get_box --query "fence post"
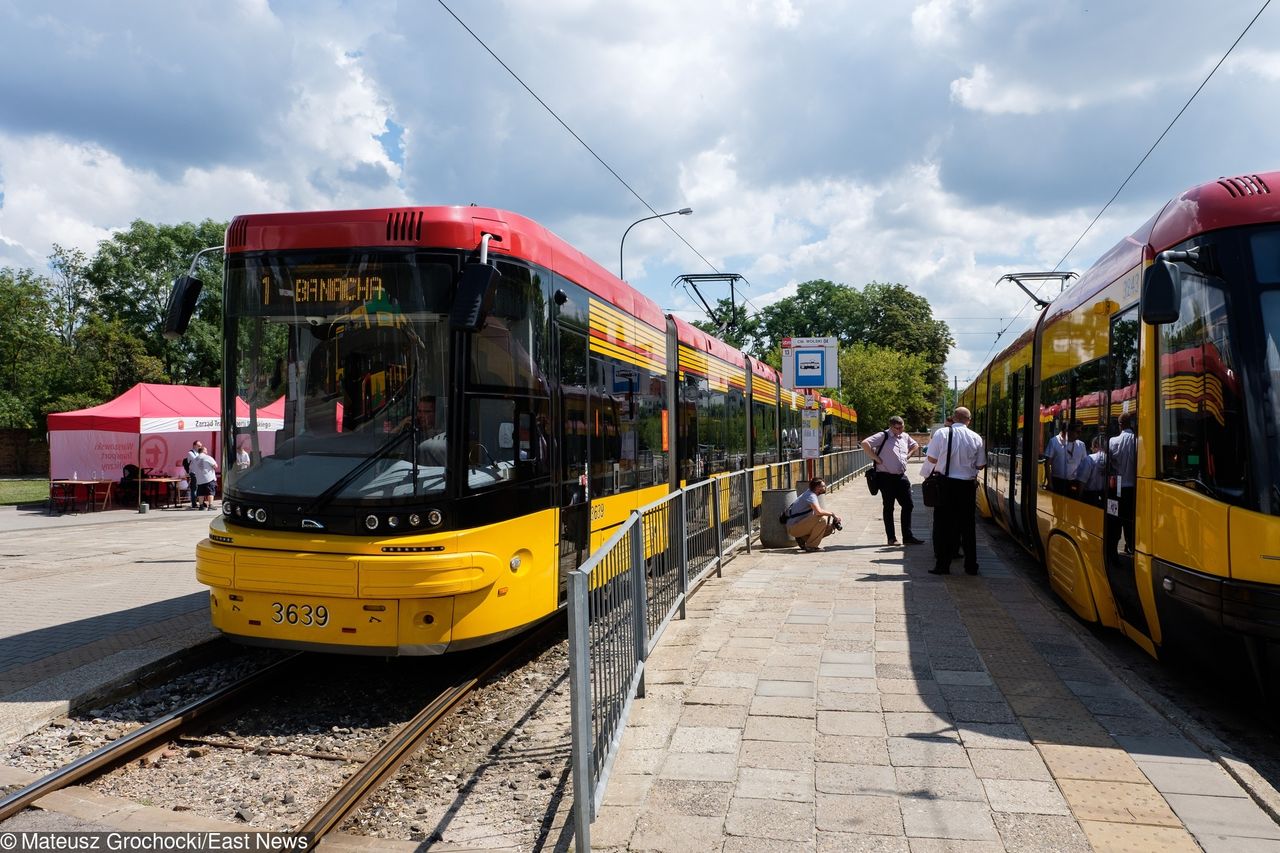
[566,570,593,853]
[742,472,753,554]
[630,513,647,698]
[677,488,689,620]
[712,480,724,578]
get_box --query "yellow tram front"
[200,219,560,654]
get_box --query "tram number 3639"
[271,601,330,627]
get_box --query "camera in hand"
[833,519,843,531]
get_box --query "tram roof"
[670,315,747,368]
[226,206,667,331]
[986,171,1280,370]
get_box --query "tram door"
[556,320,590,601]
[1009,366,1037,547]
[1103,309,1148,634]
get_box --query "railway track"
[0,653,303,822]
[297,615,564,842]
[1,616,565,843]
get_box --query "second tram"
[960,171,1280,677]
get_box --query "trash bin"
[761,488,797,549]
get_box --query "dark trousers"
[188,473,197,507]
[876,471,914,540]
[1106,486,1136,554]
[933,478,978,571]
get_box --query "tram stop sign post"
[801,397,821,460]
[782,336,839,391]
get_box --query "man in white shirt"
[1078,436,1107,505]
[190,443,220,511]
[1044,420,1086,495]
[926,407,987,576]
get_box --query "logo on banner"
[141,436,169,471]
[178,419,185,430]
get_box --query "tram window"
[1157,274,1247,500]
[465,397,517,490]
[633,367,667,487]
[469,262,548,393]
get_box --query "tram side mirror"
[163,274,204,340]
[450,263,499,332]
[1141,258,1181,325]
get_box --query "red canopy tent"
[47,383,282,482]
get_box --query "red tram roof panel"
[228,206,666,331]
[670,315,747,368]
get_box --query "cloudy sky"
[1,0,1277,384]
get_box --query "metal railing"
[567,449,865,850]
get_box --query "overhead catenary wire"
[975,0,1272,370]
[436,0,720,278]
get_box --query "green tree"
[839,342,934,432]
[47,244,91,349]
[86,219,226,385]
[74,316,168,399]
[691,297,758,351]
[0,267,60,428]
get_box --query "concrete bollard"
[760,488,797,549]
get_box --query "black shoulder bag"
[864,430,891,495]
[921,426,953,508]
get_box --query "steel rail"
[295,616,564,842]
[0,653,303,822]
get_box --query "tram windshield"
[224,251,454,505]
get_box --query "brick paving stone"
[884,711,956,738]
[818,710,887,737]
[899,798,999,841]
[739,739,815,771]
[749,696,816,718]
[894,766,986,802]
[698,669,760,689]
[816,734,891,765]
[937,684,1007,704]
[629,812,725,852]
[933,670,993,686]
[1164,792,1280,839]
[947,700,1016,724]
[1077,820,1201,852]
[1019,715,1113,747]
[982,778,1071,815]
[815,763,896,796]
[887,736,971,768]
[815,832,909,853]
[815,792,904,836]
[737,767,815,802]
[723,837,816,853]
[724,797,815,842]
[879,692,949,714]
[967,747,1053,781]
[1057,779,1182,825]
[644,779,733,817]
[817,690,882,712]
[744,714,816,743]
[992,812,1092,852]
[1037,743,1148,783]
[954,722,1033,751]
[658,752,739,782]
[669,725,741,754]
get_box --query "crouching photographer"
[783,477,842,552]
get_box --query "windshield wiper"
[304,425,413,513]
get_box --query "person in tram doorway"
[1108,410,1137,554]
[862,415,923,545]
[184,441,201,509]
[1078,436,1107,506]
[784,477,842,552]
[190,443,220,511]
[1044,419,1086,495]
[927,407,986,575]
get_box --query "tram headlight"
[253,508,267,523]
[223,502,232,516]
[365,514,380,531]
[426,509,443,527]
[387,515,399,529]
[234,505,243,517]
[408,513,422,527]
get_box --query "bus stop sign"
[781,336,839,390]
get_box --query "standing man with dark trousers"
[185,441,201,509]
[862,415,923,545]
[926,407,986,575]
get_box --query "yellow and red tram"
[961,172,1280,675]
[165,206,855,654]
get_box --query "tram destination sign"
[262,265,386,310]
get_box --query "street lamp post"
[619,207,692,280]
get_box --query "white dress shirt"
[927,424,986,481]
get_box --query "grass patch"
[0,478,50,506]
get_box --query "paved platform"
[590,468,1280,853]
[0,504,219,744]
